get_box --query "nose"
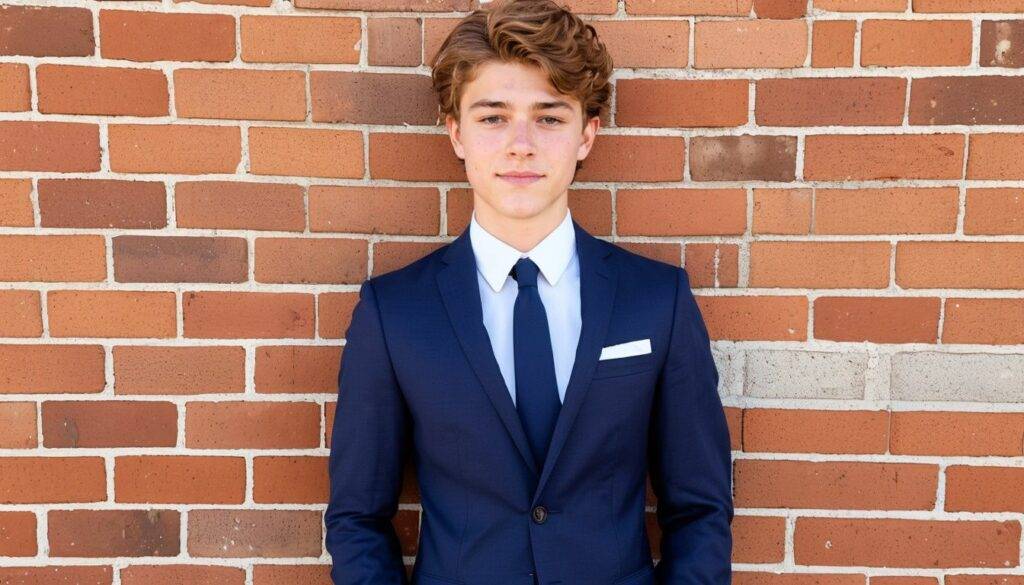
[506,118,536,158]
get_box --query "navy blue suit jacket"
[325,219,734,585]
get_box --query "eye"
[539,116,563,125]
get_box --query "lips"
[498,172,544,185]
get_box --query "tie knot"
[510,257,540,288]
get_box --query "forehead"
[461,61,578,110]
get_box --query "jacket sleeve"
[648,268,734,584]
[325,278,411,585]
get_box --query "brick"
[0,566,112,584]
[43,401,177,448]
[695,20,807,68]
[0,121,100,172]
[616,79,747,127]
[861,20,972,66]
[254,456,328,503]
[684,243,739,288]
[794,517,1020,567]
[0,290,42,337]
[733,515,785,564]
[910,76,1024,125]
[0,402,36,448]
[967,133,1024,180]
[48,290,176,338]
[99,10,234,62]
[735,573,866,585]
[255,345,341,393]
[0,457,105,503]
[805,133,964,180]
[186,401,320,449]
[814,296,940,343]
[113,345,246,395]
[743,408,889,454]
[943,298,1024,345]
[756,77,906,126]
[121,565,246,585]
[965,188,1024,235]
[0,344,105,394]
[242,15,360,64]
[0,235,106,282]
[318,292,359,339]
[755,0,806,17]
[817,0,906,10]
[296,0,459,9]
[183,291,315,339]
[175,69,307,121]
[369,133,468,181]
[0,63,30,111]
[0,511,36,556]
[750,241,891,288]
[617,188,746,235]
[37,64,168,117]
[113,235,247,283]
[981,20,1024,67]
[745,350,869,399]
[914,0,1024,12]
[175,181,305,232]
[188,510,322,557]
[253,565,332,585]
[946,466,1024,512]
[625,0,752,16]
[38,179,167,229]
[0,6,94,57]
[249,127,363,179]
[372,240,446,276]
[109,124,241,175]
[812,20,857,68]
[814,187,958,234]
[690,135,797,182]
[891,411,1024,456]
[254,237,367,284]
[695,295,807,341]
[115,456,245,504]
[368,18,421,66]
[735,459,938,510]
[619,242,680,268]
[49,510,180,557]
[0,178,33,226]
[309,185,440,235]
[588,20,690,69]
[311,71,437,124]
[752,188,812,234]
[896,242,1024,288]
[891,352,1024,402]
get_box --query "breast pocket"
[591,352,656,380]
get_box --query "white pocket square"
[599,338,652,360]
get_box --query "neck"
[472,196,569,253]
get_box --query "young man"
[324,1,734,583]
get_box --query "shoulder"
[361,240,452,300]
[600,237,686,289]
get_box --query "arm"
[325,278,411,585]
[649,268,734,584]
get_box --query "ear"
[446,114,466,160]
[577,115,601,163]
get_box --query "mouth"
[497,173,544,185]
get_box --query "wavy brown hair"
[429,0,614,136]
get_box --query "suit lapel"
[437,225,539,475]
[435,218,618,494]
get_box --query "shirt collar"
[469,207,576,293]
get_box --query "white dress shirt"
[469,208,582,406]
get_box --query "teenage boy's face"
[445,60,600,222]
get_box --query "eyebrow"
[467,99,573,112]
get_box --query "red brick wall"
[1,0,1023,582]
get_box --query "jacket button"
[531,505,548,524]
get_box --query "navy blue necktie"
[510,257,561,469]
